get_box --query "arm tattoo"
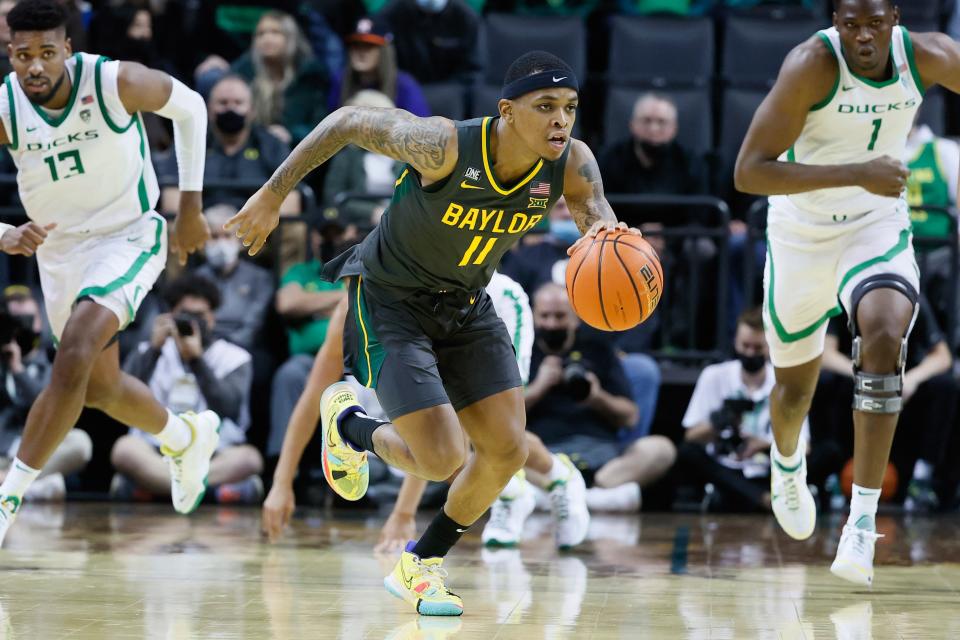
[569,157,617,233]
[268,107,451,198]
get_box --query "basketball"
[565,229,664,331]
[840,459,899,502]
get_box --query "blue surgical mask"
[415,0,448,11]
[550,219,581,246]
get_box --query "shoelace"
[783,475,801,511]
[414,558,450,593]
[844,525,883,557]
[489,500,514,530]
[551,486,570,520]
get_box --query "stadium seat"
[722,15,827,88]
[901,18,940,34]
[917,87,946,137]
[421,83,467,121]
[718,87,766,165]
[480,14,586,86]
[898,0,942,22]
[603,86,713,157]
[607,16,714,88]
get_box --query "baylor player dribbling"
[0,0,220,544]
[736,0,960,586]
[229,51,639,616]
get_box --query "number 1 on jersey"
[867,118,882,151]
[458,235,498,267]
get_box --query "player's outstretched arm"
[735,38,908,198]
[117,62,209,265]
[375,475,428,554]
[912,32,960,95]
[262,299,348,542]
[562,139,639,256]
[227,107,459,256]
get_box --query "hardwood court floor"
[0,503,958,639]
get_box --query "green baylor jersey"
[324,117,569,297]
[907,140,952,239]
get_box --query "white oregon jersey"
[771,26,924,218]
[0,52,159,236]
[486,271,534,384]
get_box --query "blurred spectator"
[195,205,275,353]
[821,300,956,513]
[267,224,346,460]
[0,286,91,502]
[0,0,16,77]
[906,122,958,243]
[191,1,302,76]
[500,196,577,296]
[54,0,86,52]
[327,17,430,116]
[677,307,809,512]
[525,283,674,512]
[598,92,705,197]
[378,0,480,84]
[322,90,401,227]
[158,75,299,215]
[229,10,329,146]
[112,274,263,504]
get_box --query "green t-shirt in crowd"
[280,260,344,356]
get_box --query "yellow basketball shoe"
[384,543,464,616]
[319,382,369,501]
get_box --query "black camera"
[709,397,757,457]
[173,312,207,337]
[0,307,37,356]
[563,361,592,403]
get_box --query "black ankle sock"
[412,509,469,559]
[338,408,385,453]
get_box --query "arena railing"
[744,198,960,349]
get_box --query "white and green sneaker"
[549,454,590,550]
[770,440,816,540]
[0,494,20,547]
[831,516,883,587]
[163,410,221,514]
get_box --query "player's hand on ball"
[0,222,55,256]
[262,482,296,543]
[375,511,416,554]
[225,187,282,257]
[172,192,210,266]
[856,155,910,198]
[567,220,641,256]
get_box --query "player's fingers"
[21,228,44,246]
[223,211,245,232]
[250,233,268,256]
[26,222,50,238]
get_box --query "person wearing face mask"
[525,283,675,514]
[677,307,811,513]
[195,204,275,353]
[378,0,481,85]
[158,75,297,217]
[113,274,263,505]
[597,92,705,197]
[0,285,91,502]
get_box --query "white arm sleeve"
[154,77,207,192]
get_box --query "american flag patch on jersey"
[81,95,93,104]
[529,181,550,195]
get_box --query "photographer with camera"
[678,307,810,512]
[526,283,675,512]
[0,286,91,501]
[111,274,263,504]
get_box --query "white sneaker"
[163,411,221,514]
[585,482,641,513]
[831,518,883,587]
[0,495,20,547]
[770,444,816,540]
[482,476,535,547]
[549,454,590,549]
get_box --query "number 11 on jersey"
[458,235,498,267]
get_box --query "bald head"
[629,93,677,146]
[533,283,578,330]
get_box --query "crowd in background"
[0,0,959,519]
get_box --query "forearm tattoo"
[569,157,617,233]
[268,107,451,198]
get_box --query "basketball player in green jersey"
[0,0,219,545]
[229,51,638,615]
[736,0,960,586]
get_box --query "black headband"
[501,70,579,100]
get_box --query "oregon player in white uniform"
[736,0,960,586]
[0,0,219,544]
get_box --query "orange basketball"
[840,458,898,502]
[565,229,664,331]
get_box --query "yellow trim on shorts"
[356,276,374,387]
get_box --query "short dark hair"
[503,51,574,87]
[737,307,764,333]
[6,0,69,35]
[833,0,894,11]
[164,274,221,311]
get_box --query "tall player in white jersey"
[736,0,960,586]
[0,0,221,544]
